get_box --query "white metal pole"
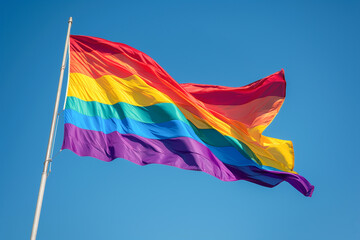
[30,17,73,240]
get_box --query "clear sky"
[1,0,359,239]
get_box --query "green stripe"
[66,96,262,165]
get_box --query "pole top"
[68,17,73,23]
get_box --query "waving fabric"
[62,35,314,197]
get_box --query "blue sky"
[1,0,359,239]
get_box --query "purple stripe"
[62,124,314,196]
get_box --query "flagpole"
[30,17,73,240]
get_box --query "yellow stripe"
[68,72,173,106]
[68,72,295,173]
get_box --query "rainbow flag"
[62,35,314,197]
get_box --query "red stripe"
[181,70,285,105]
[199,96,285,128]
[71,35,172,82]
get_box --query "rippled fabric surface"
[62,35,314,197]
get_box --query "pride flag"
[62,35,314,197]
